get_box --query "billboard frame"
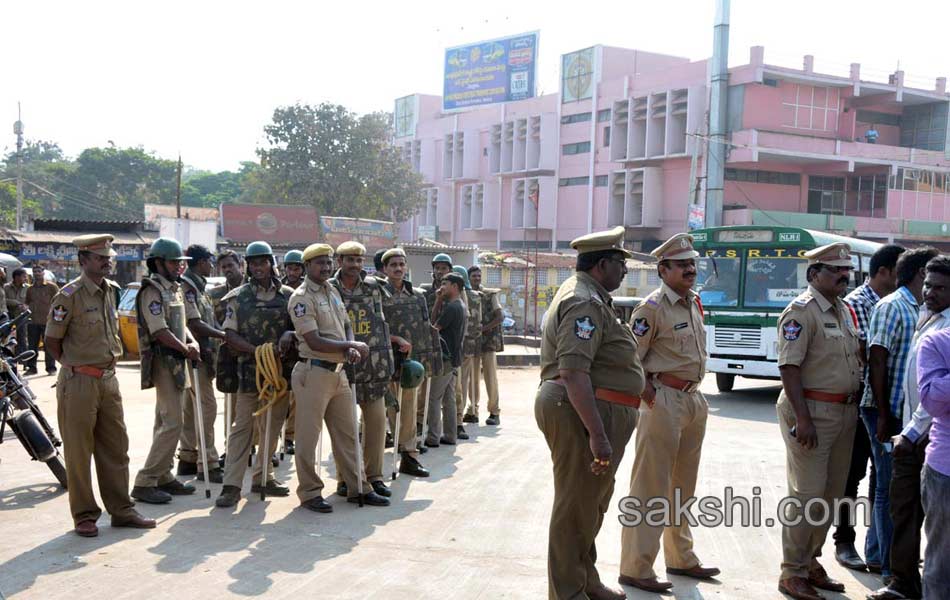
[442,30,540,113]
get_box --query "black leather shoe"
[417,442,429,453]
[270,454,279,467]
[834,542,866,571]
[399,456,430,477]
[371,480,392,497]
[218,454,227,469]
[462,414,478,423]
[348,491,390,506]
[177,460,198,476]
[301,496,333,513]
[439,437,457,446]
[215,485,241,507]
[385,431,394,448]
[424,439,440,448]
[158,479,196,495]
[284,439,295,455]
[457,425,469,440]
[486,414,500,426]
[251,480,290,497]
[197,467,224,483]
[131,486,172,504]
[24,368,38,376]
[337,481,348,497]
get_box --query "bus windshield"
[743,249,808,308]
[696,253,741,307]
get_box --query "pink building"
[394,45,950,252]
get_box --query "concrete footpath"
[0,367,884,599]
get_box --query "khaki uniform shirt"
[5,283,29,316]
[288,277,350,362]
[44,273,122,368]
[26,281,60,326]
[777,285,862,395]
[540,272,645,397]
[138,274,182,335]
[629,281,707,382]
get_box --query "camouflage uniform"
[459,288,483,423]
[477,286,504,417]
[179,268,220,470]
[279,276,302,443]
[330,271,394,483]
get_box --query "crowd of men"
[0,263,63,376]
[45,235,504,533]
[538,228,948,600]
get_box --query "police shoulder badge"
[148,300,163,316]
[574,316,596,340]
[783,319,803,341]
[632,317,650,337]
[185,290,196,304]
[293,302,306,317]
[52,304,68,322]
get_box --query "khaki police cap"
[302,243,333,262]
[651,233,700,262]
[804,242,852,267]
[381,247,406,264]
[73,233,117,257]
[336,241,367,256]
[570,226,632,258]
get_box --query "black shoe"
[251,479,290,497]
[284,439,295,455]
[457,425,469,440]
[371,480,392,497]
[424,439,440,448]
[462,414,478,423]
[416,442,428,454]
[197,467,224,483]
[439,437,457,446]
[24,368,38,376]
[834,542,866,571]
[385,431,394,448]
[158,479,196,495]
[301,496,333,513]
[271,454,279,467]
[215,485,241,507]
[131,485,173,504]
[218,454,227,469]
[337,481,348,497]
[46,367,57,375]
[348,491,390,507]
[486,414,500,426]
[177,460,198,476]
[399,456,430,477]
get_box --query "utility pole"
[175,154,182,218]
[705,0,730,227]
[13,102,24,231]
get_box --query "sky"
[4,0,949,173]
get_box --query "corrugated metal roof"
[32,218,144,231]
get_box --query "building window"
[394,95,416,138]
[625,270,638,288]
[725,168,800,186]
[594,174,608,187]
[557,267,573,284]
[846,174,887,218]
[562,141,591,155]
[536,269,548,286]
[807,176,846,215]
[560,112,592,124]
[597,108,611,122]
[900,103,949,152]
[603,126,610,147]
[646,271,660,287]
[856,110,902,128]
[781,84,840,132]
[509,269,526,287]
[485,268,502,286]
[559,176,590,186]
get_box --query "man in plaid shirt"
[838,245,904,572]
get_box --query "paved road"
[0,367,882,599]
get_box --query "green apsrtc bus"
[690,226,882,392]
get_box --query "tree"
[181,169,242,208]
[255,103,425,226]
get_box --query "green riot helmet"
[245,241,274,261]
[432,253,453,267]
[400,359,425,389]
[283,249,304,265]
[148,237,190,261]
[452,265,471,290]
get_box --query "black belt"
[154,346,186,359]
[301,358,342,371]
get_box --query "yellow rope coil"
[252,342,288,417]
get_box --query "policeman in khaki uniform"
[775,243,862,600]
[619,233,720,594]
[288,243,388,512]
[132,238,201,505]
[46,235,155,537]
[537,227,644,600]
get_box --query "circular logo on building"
[257,212,278,235]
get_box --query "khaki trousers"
[134,362,187,487]
[221,390,289,488]
[358,395,387,483]
[387,383,419,459]
[284,393,296,441]
[535,381,638,599]
[291,363,370,503]
[776,393,857,579]
[179,365,219,468]
[460,354,481,420]
[57,368,135,525]
[481,350,500,415]
[619,383,708,579]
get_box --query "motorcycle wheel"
[47,456,68,489]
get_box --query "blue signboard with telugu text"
[18,243,143,262]
[443,31,539,111]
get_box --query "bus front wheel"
[716,373,735,392]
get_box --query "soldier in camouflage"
[280,249,305,455]
[453,265,479,441]
[215,241,297,508]
[208,249,244,445]
[469,265,504,426]
[132,238,202,505]
[330,241,398,499]
[177,244,227,483]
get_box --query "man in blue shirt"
[863,246,938,581]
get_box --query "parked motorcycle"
[0,310,67,488]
